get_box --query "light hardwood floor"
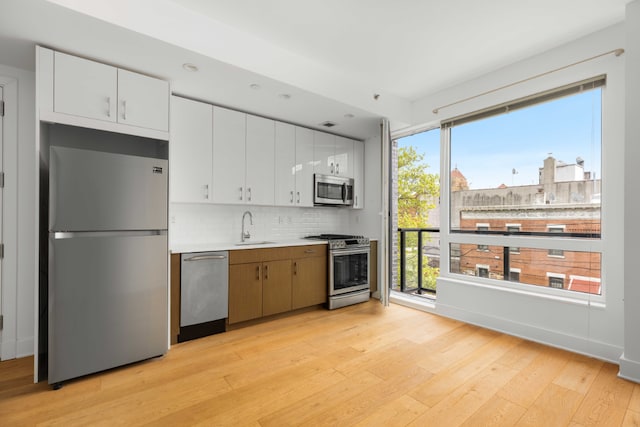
[1,300,639,426]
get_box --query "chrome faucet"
[241,210,253,242]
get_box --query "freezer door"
[48,232,168,384]
[49,146,168,231]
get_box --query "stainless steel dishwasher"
[179,251,229,342]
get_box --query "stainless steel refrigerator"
[48,146,168,386]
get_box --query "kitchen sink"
[234,241,275,246]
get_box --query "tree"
[397,146,440,291]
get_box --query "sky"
[397,88,602,190]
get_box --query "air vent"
[320,121,337,128]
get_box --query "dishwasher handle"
[184,254,227,262]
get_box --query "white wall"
[409,24,626,363]
[621,0,640,381]
[0,63,35,359]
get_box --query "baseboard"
[436,302,623,364]
[17,337,34,358]
[619,354,640,383]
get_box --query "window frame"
[440,76,605,303]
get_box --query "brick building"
[451,156,601,294]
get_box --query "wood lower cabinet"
[228,244,327,325]
[262,259,292,317]
[229,262,263,324]
[292,251,327,310]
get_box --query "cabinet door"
[169,96,213,203]
[352,139,365,209]
[274,122,296,206]
[228,263,263,324]
[295,127,315,207]
[292,256,327,309]
[212,106,246,204]
[262,260,292,316]
[54,51,117,122]
[246,115,275,205]
[314,131,335,175]
[117,69,169,131]
[334,136,354,178]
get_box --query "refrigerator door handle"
[53,230,167,239]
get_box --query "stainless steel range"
[306,234,370,310]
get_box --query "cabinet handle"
[304,249,315,254]
[290,191,294,204]
[330,162,334,174]
[294,262,297,275]
[106,97,111,117]
[256,265,261,280]
[247,187,252,202]
[296,191,300,204]
[240,187,244,201]
[122,99,127,120]
[264,264,269,280]
[204,184,209,200]
[336,163,340,175]
[355,195,358,206]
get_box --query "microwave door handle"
[342,183,347,202]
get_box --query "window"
[477,265,489,278]
[447,76,603,296]
[549,276,565,289]
[507,224,520,253]
[476,224,489,251]
[548,225,565,257]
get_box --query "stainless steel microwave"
[314,174,354,206]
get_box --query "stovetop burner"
[305,234,370,249]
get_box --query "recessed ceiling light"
[320,121,337,128]
[249,83,261,90]
[278,93,292,100]
[182,63,198,72]
[344,113,355,119]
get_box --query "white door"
[54,51,117,122]
[314,131,335,175]
[245,115,275,205]
[117,69,169,132]
[212,106,246,204]
[0,86,3,355]
[274,122,296,206]
[169,96,213,203]
[295,126,315,207]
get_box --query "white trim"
[546,272,567,279]
[510,267,521,273]
[0,75,18,361]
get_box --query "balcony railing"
[397,228,440,296]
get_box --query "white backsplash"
[169,203,351,248]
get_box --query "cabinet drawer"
[229,247,293,265]
[290,244,327,259]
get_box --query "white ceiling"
[0,0,631,139]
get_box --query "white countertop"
[170,238,327,254]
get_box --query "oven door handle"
[331,247,370,256]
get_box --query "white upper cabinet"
[212,106,246,204]
[274,122,296,206]
[169,96,213,203]
[334,136,354,178]
[313,131,354,178]
[54,51,117,122]
[294,127,315,207]
[313,131,336,176]
[117,69,169,132]
[245,115,275,206]
[352,140,365,209]
[44,48,169,138]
